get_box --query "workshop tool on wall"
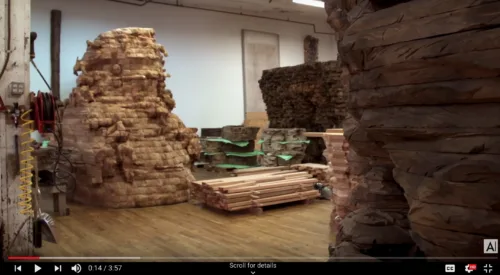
[11,102,22,128]
[33,186,56,248]
[30,32,37,60]
[30,32,52,91]
[33,91,56,133]
[14,134,20,173]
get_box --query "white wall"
[31,0,337,129]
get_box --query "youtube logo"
[466,264,477,273]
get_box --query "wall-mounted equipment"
[9,82,25,96]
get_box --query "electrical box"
[9,82,25,96]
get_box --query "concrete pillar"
[0,0,33,257]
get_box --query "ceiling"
[116,0,327,22]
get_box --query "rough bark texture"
[200,128,222,138]
[304,35,319,63]
[325,0,500,259]
[200,126,260,168]
[259,61,346,163]
[260,128,308,166]
[63,28,201,208]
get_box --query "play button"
[34,264,41,273]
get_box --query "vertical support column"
[50,9,61,99]
[0,0,33,257]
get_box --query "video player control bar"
[5,262,498,274]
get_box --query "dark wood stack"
[259,61,346,163]
[260,128,308,166]
[221,126,260,167]
[325,0,500,260]
[199,128,223,164]
[200,127,260,168]
[201,128,222,138]
[304,35,319,63]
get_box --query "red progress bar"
[8,256,40,260]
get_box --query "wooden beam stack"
[191,166,320,211]
[291,163,331,182]
[322,129,350,230]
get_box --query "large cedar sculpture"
[63,28,201,208]
[259,61,346,163]
[325,0,500,259]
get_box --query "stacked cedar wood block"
[191,166,321,212]
[304,35,319,63]
[259,61,346,163]
[201,126,261,169]
[62,28,201,208]
[291,163,330,184]
[243,112,269,150]
[199,128,222,165]
[260,128,309,167]
[321,129,349,230]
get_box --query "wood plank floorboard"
[36,171,332,262]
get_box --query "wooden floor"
[36,170,333,262]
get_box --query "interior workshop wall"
[30,0,337,129]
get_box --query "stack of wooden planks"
[191,166,320,212]
[291,163,330,182]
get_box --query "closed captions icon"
[71,264,82,273]
[445,264,456,273]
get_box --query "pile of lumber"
[291,163,331,182]
[259,61,346,163]
[191,166,320,211]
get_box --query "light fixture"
[292,0,325,8]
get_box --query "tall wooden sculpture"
[325,0,500,259]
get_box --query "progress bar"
[7,256,499,260]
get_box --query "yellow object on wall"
[19,110,35,216]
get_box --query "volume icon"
[71,264,82,273]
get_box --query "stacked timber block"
[62,28,201,208]
[321,129,350,230]
[291,163,330,183]
[243,112,269,150]
[191,166,320,213]
[221,126,260,168]
[259,61,346,163]
[260,128,309,167]
[199,128,222,164]
[201,126,262,169]
[304,35,319,63]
